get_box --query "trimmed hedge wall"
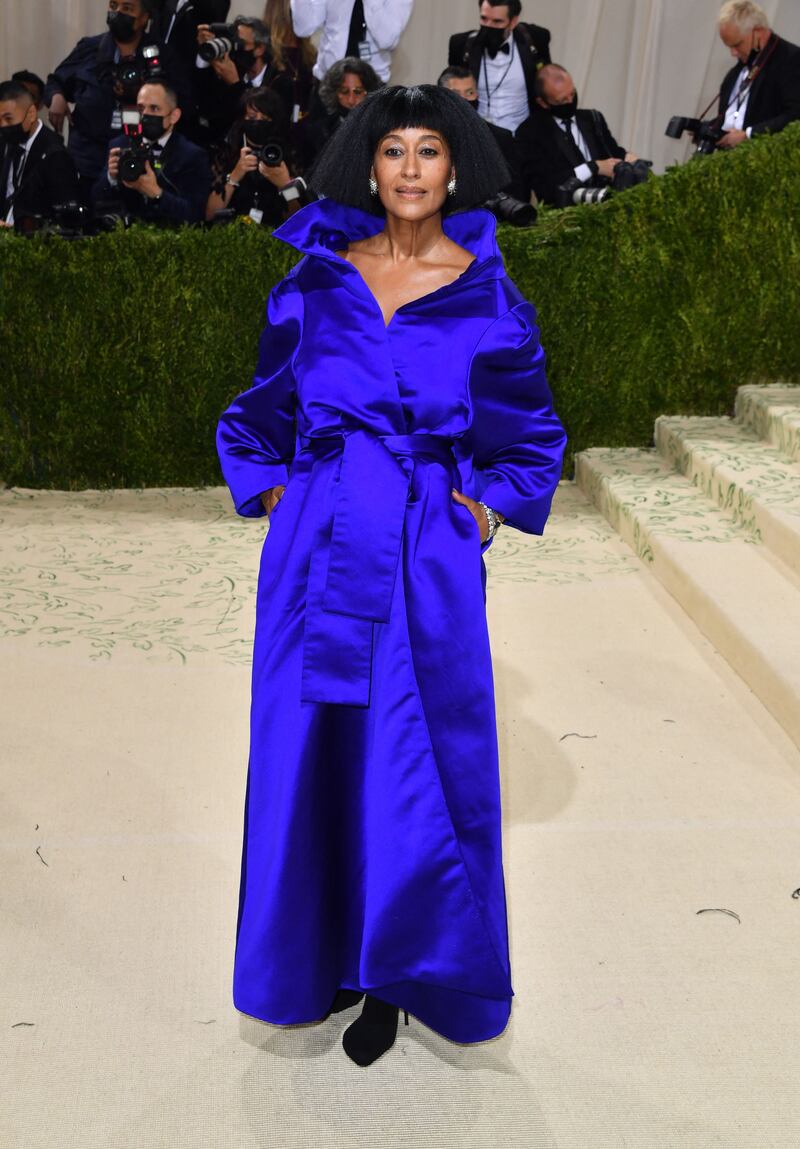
[2,123,800,489]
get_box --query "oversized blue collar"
[271,196,504,272]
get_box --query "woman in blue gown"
[216,84,567,1067]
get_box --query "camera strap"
[732,32,779,109]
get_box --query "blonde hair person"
[717,1,770,33]
[263,0,317,74]
[715,0,800,150]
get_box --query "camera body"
[198,23,244,63]
[117,110,157,183]
[665,115,725,155]
[111,44,164,104]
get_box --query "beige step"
[655,415,800,574]
[735,383,800,463]
[575,447,800,748]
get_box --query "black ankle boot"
[342,994,409,1067]
[329,989,364,1014]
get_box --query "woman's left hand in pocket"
[451,488,488,542]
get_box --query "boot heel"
[403,1010,409,1026]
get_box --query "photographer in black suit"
[44,0,192,189]
[448,1,551,134]
[0,81,80,230]
[92,80,210,224]
[151,0,231,72]
[715,0,800,150]
[515,64,638,206]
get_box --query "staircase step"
[575,448,800,748]
[735,384,800,463]
[655,415,800,574]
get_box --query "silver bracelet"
[479,502,501,540]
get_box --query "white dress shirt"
[290,0,414,82]
[722,64,754,136]
[4,119,43,226]
[555,117,595,182]
[477,36,529,133]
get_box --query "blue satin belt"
[295,428,457,706]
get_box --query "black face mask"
[468,97,479,112]
[232,48,257,74]
[243,119,276,145]
[547,94,578,120]
[141,113,168,141]
[107,10,138,43]
[0,122,29,148]
[476,26,508,57]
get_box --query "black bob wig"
[307,84,512,216]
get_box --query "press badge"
[249,208,264,224]
[110,107,123,130]
[357,38,372,60]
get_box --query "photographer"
[438,66,534,221]
[0,81,80,230]
[515,64,639,207]
[448,1,551,132]
[206,87,309,224]
[44,0,193,189]
[715,1,800,150]
[92,80,210,225]
[194,16,274,145]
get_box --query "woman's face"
[337,72,367,111]
[371,126,454,220]
[244,107,271,122]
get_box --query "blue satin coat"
[216,197,566,1043]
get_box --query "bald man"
[514,64,636,207]
[716,0,800,149]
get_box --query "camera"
[111,44,164,104]
[610,158,652,191]
[14,201,91,239]
[198,23,243,62]
[118,110,156,182]
[483,191,537,228]
[556,176,612,208]
[665,115,725,155]
[555,157,651,209]
[243,125,285,167]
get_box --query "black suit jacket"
[0,124,80,224]
[515,107,625,206]
[448,22,551,118]
[91,130,211,224]
[718,34,800,137]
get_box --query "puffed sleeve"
[216,275,303,518]
[459,300,566,536]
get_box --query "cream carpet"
[3,481,800,1149]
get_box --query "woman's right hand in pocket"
[261,485,286,518]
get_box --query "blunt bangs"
[307,84,511,216]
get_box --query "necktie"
[346,0,367,58]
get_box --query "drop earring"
[447,176,457,196]
[369,176,378,195]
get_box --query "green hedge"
[2,123,800,489]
